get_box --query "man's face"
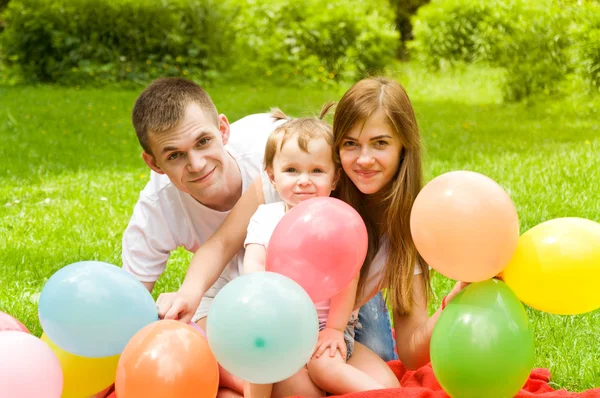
[142,103,233,206]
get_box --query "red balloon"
[0,311,30,333]
[266,197,368,302]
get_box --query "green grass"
[1,63,599,392]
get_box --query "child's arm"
[157,177,265,322]
[313,273,360,360]
[243,244,267,274]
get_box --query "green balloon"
[431,279,535,398]
[206,272,319,384]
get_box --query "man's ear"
[142,151,165,175]
[218,114,231,145]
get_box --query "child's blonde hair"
[264,103,336,171]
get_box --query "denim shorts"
[354,291,398,362]
[318,312,360,360]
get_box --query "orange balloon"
[410,171,519,282]
[115,320,219,398]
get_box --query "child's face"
[269,136,339,209]
[339,108,402,195]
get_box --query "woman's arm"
[159,177,266,322]
[393,276,467,370]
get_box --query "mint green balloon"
[206,272,318,384]
[431,279,534,398]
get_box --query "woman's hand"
[442,281,470,309]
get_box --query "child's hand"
[313,327,346,360]
[156,290,201,323]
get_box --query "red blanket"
[290,361,600,398]
[105,361,600,397]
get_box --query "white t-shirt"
[122,113,283,284]
[358,237,423,307]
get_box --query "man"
[122,77,290,396]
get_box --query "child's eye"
[284,168,297,173]
[313,169,324,173]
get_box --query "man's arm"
[142,281,155,292]
[122,191,174,295]
[161,176,266,322]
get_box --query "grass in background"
[1,63,599,391]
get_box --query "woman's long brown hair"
[332,77,430,315]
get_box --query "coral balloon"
[41,333,119,398]
[410,171,519,282]
[116,320,218,398]
[266,197,367,302]
[431,280,534,398]
[0,331,63,398]
[0,311,30,333]
[502,217,600,315]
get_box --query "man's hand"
[312,327,346,360]
[155,290,202,324]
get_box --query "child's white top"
[244,202,332,323]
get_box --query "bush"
[410,0,572,100]
[1,0,398,85]
[0,0,237,84]
[570,2,600,90]
[223,0,399,85]
[409,0,510,68]
[496,0,571,101]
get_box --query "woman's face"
[339,108,402,195]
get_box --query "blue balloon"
[38,261,158,357]
[207,272,319,384]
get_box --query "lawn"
[1,63,599,391]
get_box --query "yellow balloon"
[502,217,600,315]
[41,333,119,398]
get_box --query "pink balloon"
[266,197,368,302]
[0,331,63,397]
[0,311,30,333]
[410,171,519,282]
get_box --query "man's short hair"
[132,77,219,156]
